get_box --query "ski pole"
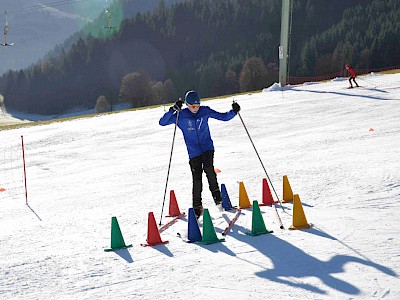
[236,107,285,229]
[271,201,284,229]
[236,104,285,212]
[159,109,180,226]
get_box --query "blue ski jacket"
[159,106,237,159]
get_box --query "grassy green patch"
[378,69,400,75]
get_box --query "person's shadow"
[230,224,397,295]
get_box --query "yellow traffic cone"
[289,194,311,230]
[282,175,294,203]
[239,181,252,209]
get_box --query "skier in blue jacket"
[159,90,241,218]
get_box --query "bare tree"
[0,94,7,116]
[162,79,177,103]
[239,56,268,92]
[95,95,111,113]
[119,70,152,108]
[149,81,164,106]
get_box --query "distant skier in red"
[345,64,359,88]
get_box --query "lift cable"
[1,0,94,15]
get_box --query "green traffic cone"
[199,209,225,244]
[246,201,273,236]
[104,216,133,252]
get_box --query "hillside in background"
[44,0,184,61]
[0,0,182,76]
[0,0,106,75]
[1,0,399,115]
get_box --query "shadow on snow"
[227,222,396,296]
[291,87,394,101]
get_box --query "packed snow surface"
[1,73,399,299]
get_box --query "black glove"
[232,102,240,113]
[172,99,184,111]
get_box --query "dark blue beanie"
[185,90,200,105]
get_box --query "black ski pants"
[189,150,219,209]
[349,76,359,87]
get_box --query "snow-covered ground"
[1,73,399,299]
[1,102,132,124]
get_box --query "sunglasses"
[187,104,200,109]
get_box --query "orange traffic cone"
[260,178,276,206]
[239,181,252,209]
[289,194,311,230]
[282,175,294,203]
[167,190,183,217]
[141,212,169,246]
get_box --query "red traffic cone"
[167,190,183,217]
[260,178,276,206]
[141,212,169,247]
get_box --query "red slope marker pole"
[21,135,28,204]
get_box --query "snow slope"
[1,73,399,299]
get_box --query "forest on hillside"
[295,0,400,76]
[0,0,399,115]
[44,0,184,61]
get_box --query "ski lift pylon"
[102,9,118,30]
[1,11,14,46]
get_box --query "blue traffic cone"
[187,208,202,242]
[221,184,235,211]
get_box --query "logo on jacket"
[188,120,195,131]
